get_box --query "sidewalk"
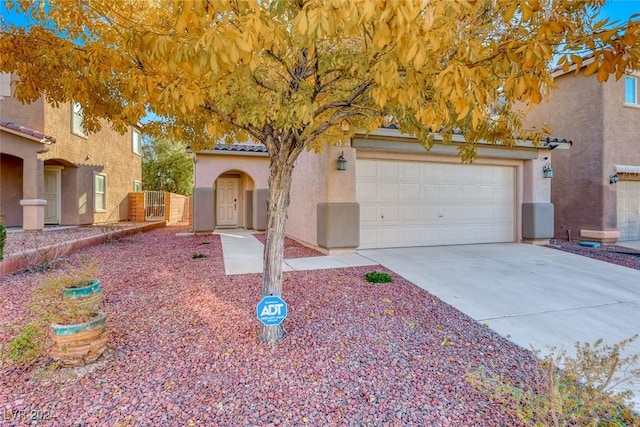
[215,229,378,275]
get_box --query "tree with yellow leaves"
[1,0,639,343]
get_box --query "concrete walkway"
[216,229,378,275]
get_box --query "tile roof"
[214,143,268,153]
[0,120,55,143]
[381,124,572,146]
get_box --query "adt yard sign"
[256,296,288,326]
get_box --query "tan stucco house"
[0,73,142,230]
[524,64,640,243]
[193,127,569,253]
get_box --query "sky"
[599,0,640,22]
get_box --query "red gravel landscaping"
[0,227,537,425]
[548,240,640,271]
[252,233,324,259]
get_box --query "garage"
[357,158,516,249]
[617,180,640,241]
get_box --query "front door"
[44,167,61,224]
[216,178,239,227]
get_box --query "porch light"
[337,152,347,171]
[543,163,554,179]
[610,173,619,184]
[341,119,350,135]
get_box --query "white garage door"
[617,181,640,241]
[357,159,516,249]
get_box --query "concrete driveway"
[358,243,640,406]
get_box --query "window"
[71,102,86,137]
[94,174,106,212]
[133,181,142,192]
[132,128,142,155]
[625,76,638,105]
[0,72,11,98]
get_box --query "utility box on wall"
[252,189,268,231]
[192,187,215,232]
[317,202,359,250]
[522,203,554,239]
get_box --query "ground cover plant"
[469,337,640,426]
[0,223,6,260]
[1,226,542,425]
[365,271,394,284]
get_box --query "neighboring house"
[193,128,569,253]
[523,64,640,243]
[0,73,142,230]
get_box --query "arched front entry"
[214,170,255,229]
[0,153,23,227]
[192,149,270,233]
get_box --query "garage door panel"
[380,162,400,177]
[358,159,378,177]
[423,184,440,199]
[360,228,378,247]
[440,184,463,200]
[400,183,421,201]
[360,204,378,223]
[402,162,420,179]
[358,159,515,248]
[357,182,378,202]
[400,205,421,222]
[379,206,399,222]
[421,205,440,221]
[380,183,399,201]
[617,181,640,240]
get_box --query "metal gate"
[144,191,165,221]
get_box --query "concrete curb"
[0,221,166,276]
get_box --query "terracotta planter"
[50,312,108,367]
[63,279,102,312]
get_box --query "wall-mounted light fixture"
[337,151,347,171]
[610,173,619,184]
[543,163,554,178]
[341,119,350,135]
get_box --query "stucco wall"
[0,133,46,227]
[0,90,45,131]
[193,152,269,230]
[524,72,606,239]
[41,102,142,224]
[194,153,269,188]
[602,76,640,230]
[286,148,329,246]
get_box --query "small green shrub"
[1,322,45,366]
[468,336,640,426]
[192,253,207,259]
[0,223,6,261]
[364,271,393,284]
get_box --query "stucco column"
[20,156,45,230]
[317,145,360,251]
[326,145,357,202]
[20,199,46,230]
[522,152,553,241]
[523,152,551,203]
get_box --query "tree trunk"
[258,140,299,344]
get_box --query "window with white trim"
[94,174,106,212]
[132,128,142,155]
[133,181,142,192]
[0,73,11,98]
[625,76,638,105]
[71,102,87,137]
